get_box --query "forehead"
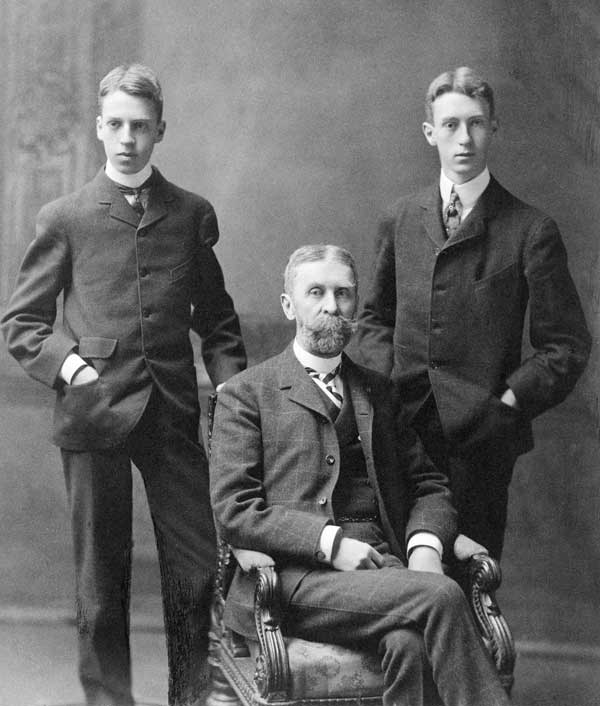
[292,258,355,289]
[431,91,490,123]
[99,89,159,121]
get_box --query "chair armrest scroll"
[467,553,516,694]
[253,565,291,699]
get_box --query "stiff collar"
[439,167,490,211]
[105,161,153,188]
[293,339,341,376]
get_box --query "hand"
[332,537,385,571]
[408,546,443,574]
[500,388,519,409]
[230,546,275,573]
[71,365,99,385]
[453,533,489,562]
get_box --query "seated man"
[209,244,511,706]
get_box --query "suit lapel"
[279,344,332,420]
[94,166,172,229]
[342,356,373,450]
[140,170,173,229]
[419,185,447,249]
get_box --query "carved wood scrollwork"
[253,566,291,700]
[467,553,516,694]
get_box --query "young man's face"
[422,91,496,184]
[281,258,358,357]
[96,90,165,175]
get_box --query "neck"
[105,161,153,188]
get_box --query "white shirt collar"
[105,161,153,188]
[439,167,490,211]
[293,339,341,375]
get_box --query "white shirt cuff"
[319,525,342,563]
[407,532,443,559]
[60,353,88,384]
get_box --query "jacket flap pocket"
[170,257,192,282]
[78,336,118,359]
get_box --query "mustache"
[304,312,358,335]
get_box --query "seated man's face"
[281,258,357,357]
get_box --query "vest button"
[325,455,335,465]
[318,497,327,505]
[139,267,148,277]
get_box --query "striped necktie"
[305,364,343,407]
[443,187,463,239]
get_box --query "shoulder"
[218,350,288,396]
[379,183,438,223]
[488,176,556,231]
[343,355,389,395]
[157,171,215,213]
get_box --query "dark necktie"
[305,364,343,408]
[443,187,463,239]
[116,175,153,216]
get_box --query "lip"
[455,152,474,158]
[118,153,136,158]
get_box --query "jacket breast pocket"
[170,257,192,283]
[78,336,118,374]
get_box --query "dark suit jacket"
[209,344,456,636]
[357,176,591,457]
[1,167,246,450]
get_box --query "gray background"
[0,0,598,692]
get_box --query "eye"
[308,287,323,296]
[107,120,120,128]
[133,122,149,132]
[443,121,457,130]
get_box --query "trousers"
[412,396,514,560]
[61,388,216,706]
[283,524,510,706]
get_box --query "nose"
[457,122,472,145]
[120,125,134,144]
[321,289,338,314]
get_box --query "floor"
[2,617,599,706]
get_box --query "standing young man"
[2,64,246,706]
[357,67,590,561]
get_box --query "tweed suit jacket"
[209,343,456,636]
[1,167,246,450]
[357,176,591,457]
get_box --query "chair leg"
[205,663,242,706]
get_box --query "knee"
[379,628,425,671]
[431,575,469,618]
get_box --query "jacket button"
[325,455,335,465]
[318,497,327,505]
[142,308,151,318]
[430,360,439,369]
[315,550,326,561]
[139,267,148,277]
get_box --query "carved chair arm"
[253,565,291,699]
[467,553,516,694]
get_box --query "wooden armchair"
[205,396,515,706]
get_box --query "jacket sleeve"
[395,414,457,557]
[1,204,76,388]
[209,377,330,563]
[506,216,591,416]
[355,211,397,376]
[192,202,247,386]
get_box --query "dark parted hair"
[425,66,495,122]
[284,244,358,295]
[98,63,164,121]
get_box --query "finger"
[369,548,385,568]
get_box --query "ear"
[280,293,296,321]
[96,115,103,140]
[155,120,166,143]
[422,121,436,146]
